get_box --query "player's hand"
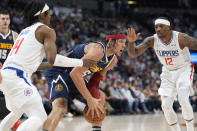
[127,28,140,44]
[86,97,104,119]
[82,59,97,68]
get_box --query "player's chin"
[157,33,163,38]
[3,25,8,28]
[116,52,122,57]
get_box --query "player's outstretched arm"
[127,28,154,58]
[179,33,197,50]
[36,25,96,71]
[37,55,97,71]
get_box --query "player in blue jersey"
[43,30,128,131]
[0,8,18,67]
[0,8,21,131]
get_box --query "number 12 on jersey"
[10,38,24,56]
[165,58,173,65]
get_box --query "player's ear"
[168,26,171,31]
[106,39,112,48]
[38,13,45,21]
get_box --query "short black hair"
[23,0,46,26]
[0,8,9,15]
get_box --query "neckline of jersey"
[158,31,173,46]
[0,29,11,39]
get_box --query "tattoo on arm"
[128,36,153,58]
[87,44,101,50]
[181,33,197,50]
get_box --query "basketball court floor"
[55,113,197,131]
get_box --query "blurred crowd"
[4,4,197,116]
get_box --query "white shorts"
[0,67,42,112]
[159,62,194,97]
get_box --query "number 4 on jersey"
[165,58,173,65]
[10,38,24,56]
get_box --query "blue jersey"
[44,41,115,101]
[0,30,15,64]
[45,41,115,75]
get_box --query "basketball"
[83,105,106,123]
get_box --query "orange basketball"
[83,105,106,123]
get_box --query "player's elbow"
[70,70,77,79]
[48,58,55,66]
[69,71,74,78]
[70,69,82,81]
[46,54,56,65]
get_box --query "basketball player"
[0,8,18,67]
[127,17,197,131]
[43,30,127,131]
[0,8,21,131]
[0,1,95,131]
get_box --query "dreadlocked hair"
[23,0,46,26]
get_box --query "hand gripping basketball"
[83,72,106,123]
[83,104,106,123]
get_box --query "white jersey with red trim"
[153,31,190,70]
[3,22,46,74]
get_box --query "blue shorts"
[44,69,87,102]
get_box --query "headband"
[155,19,170,26]
[106,34,126,40]
[34,4,50,16]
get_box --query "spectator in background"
[120,83,136,113]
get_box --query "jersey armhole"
[176,32,183,51]
[105,55,116,68]
[34,24,47,46]
[153,34,157,49]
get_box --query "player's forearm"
[54,54,83,67]
[128,42,137,58]
[37,62,53,71]
[70,71,92,100]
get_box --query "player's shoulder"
[87,42,104,51]
[144,36,154,46]
[37,25,54,33]
[177,32,189,41]
[36,25,56,37]
[84,42,104,60]
[146,36,154,40]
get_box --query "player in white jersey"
[0,1,96,131]
[127,17,197,131]
[0,8,21,131]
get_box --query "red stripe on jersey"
[190,62,194,81]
